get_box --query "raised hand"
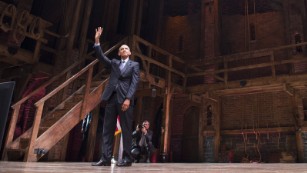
[95,27,103,43]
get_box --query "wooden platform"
[0,161,307,173]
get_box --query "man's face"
[118,45,131,59]
[143,122,150,130]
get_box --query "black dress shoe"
[116,160,132,167]
[91,159,111,166]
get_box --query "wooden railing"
[131,35,189,89]
[186,42,307,86]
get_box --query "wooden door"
[181,106,200,162]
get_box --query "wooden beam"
[0,44,34,64]
[221,127,295,135]
[187,57,307,78]
[214,84,284,96]
[85,106,100,161]
[296,132,304,162]
[214,97,221,162]
[186,73,307,94]
[189,94,202,103]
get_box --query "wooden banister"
[34,60,98,106]
[12,60,84,109]
[190,41,307,66]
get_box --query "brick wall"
[220,133,296,163]
[221,91,294,130]
[161,15,201,61]
[216,91,296,162]
[221,12,285,55]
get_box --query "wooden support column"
[296,131,304,162]
[135,96,143,125]
[61,0,83,103]
[293,93,304,162]
[33,38,43,63]
[161,87,172,161]
[65,0,83,66]
[270,52,276,78]
[25,103,45,162]
[160,56,173,161]
[214,97,221,161]
[128,0,143,35]
[84,106,100,161]
[79,0,93,57]
[198,105,205,162]
[201,0,219,60]
[152,0,164,45]
[223,57,228,85]
[1,105,20,160]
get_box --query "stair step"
[64,101,80,110]
[73,94,84,102]
[6,148,26,161]
[41,109,69,127]
[19,138,30,149]
[38,127,49,135]
[91,80,102,87]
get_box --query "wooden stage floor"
[1,161,307,173]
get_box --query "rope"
[0,4,17,32]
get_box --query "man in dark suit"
[92,27,140,167]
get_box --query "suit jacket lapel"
[115,60,121,74]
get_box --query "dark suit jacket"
[95,45,140,104]
[132,129,153,151]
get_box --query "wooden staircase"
[1,42,119,161]
[1,35,189,162]
[2,66,108,161]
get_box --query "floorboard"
[0,161,307,173]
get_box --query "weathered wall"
[161,14,201,61]
[221,12,285,55]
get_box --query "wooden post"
[135,96,143,125]
[161,56,173,161]
[78,0,93,57]
[293,92,304,162]
[296,131,304,162]
[128,0,143,35]
[223,57,228,86]
[80,67,93,119]
[214,97,221,161]
[270,52,276,78]
[1,105,20,160]
[25,103,44,162]
[84,106,100,161]
[65,0,83,66]
[198,105,204,162]
[161,87,172,161]
[33,39,42,63]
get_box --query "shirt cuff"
[93,43,100,47]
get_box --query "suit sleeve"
[145,130,153,147]
[94,45,111,67]
[126,62,140,100]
